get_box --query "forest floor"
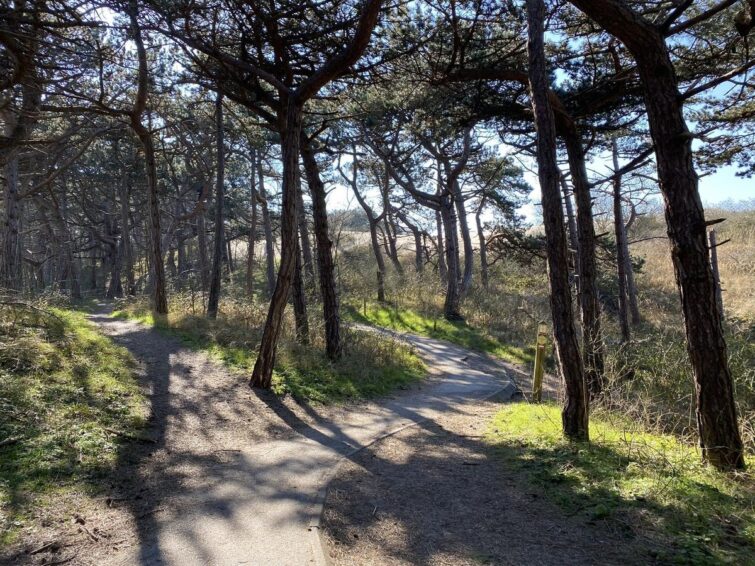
[4,305,521,565]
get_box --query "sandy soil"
[321,399,657,566]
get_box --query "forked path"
[91,311,516,566]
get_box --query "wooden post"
[532,321,548,403]
[709,230,724,318]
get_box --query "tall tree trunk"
[1,154,22,291]
[563,125,604,397]
[246,151,259,296]
[452,179,474,295]
[119,173,135,295]
[301,141,342,360]
[569,0,743,469]
[528,0,588,441]
[257,160,277,297]
[612,140,631,343]
[384,213,404,275]
[475,199,489,288]
[435,209,448,283]
[251,100,302,388]
[370,220,386,302]
[128,6,167,314]
[207,92,225,319]
[296,181,315,282]
[197,211,209,292]
[440,195,462,320]
[291,235,310,344]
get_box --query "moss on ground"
[486,403,755,565]
[0,308,145,547]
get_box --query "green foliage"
[113,295,425,404]
[487,403,755,565]
[0,307,145,546]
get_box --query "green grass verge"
[0,308,145,547]
[486,403,755,564]
[344,302,533,365]
[112,304,425,404]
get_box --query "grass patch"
[486,403,755,564]
[0,307,145,547]
[113,298,425,404]
[344,302,534,365]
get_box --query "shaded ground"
[322,400,657,566]
[3,310,513,565]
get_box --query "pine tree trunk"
[569,0,743,469]
[528,0,588,441]
[257,161,277,297]
[251,100,303,388]
[296,181,315,282]
[246,152,258,296]
[612,140,631,343]
[1,153,22,291]
[563,125,604,396]
[301,142,342,360]
[207,92,225,320]
[452,179,474,295]
[440,195,462,320]
[436,209,448,283]
[291,236,309,344]
[475,200,489,288]
[370,220,387,302]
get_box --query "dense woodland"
[2,0,755,497]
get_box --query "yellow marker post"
[532,322,548,403]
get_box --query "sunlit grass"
[0,308,145,547]
[113,296,426,404]
[344,301,534,365]
[486,403,755,564]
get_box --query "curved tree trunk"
[528,0,588,441]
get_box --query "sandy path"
[81,312,515,566]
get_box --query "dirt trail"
[42,310,514,566]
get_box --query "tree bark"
[246,150,259,296]
[563,125,604,397]
[475,199,489,288]
[435,209,448,283]
[296,179,315,282]
[301,140,342,360]
[440,194,462,320]
[128,6,167,315]
[569,0,743,469]
[291,235,309,344]
[452,178,474,295]
[251,100,302,387]
[612,140,631,343]
[1,154,22,291]
[257,160,277,297]
[528,0,588,441]
[207,92,225,319]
